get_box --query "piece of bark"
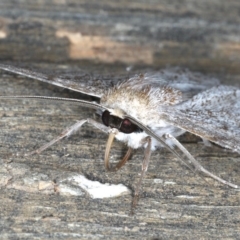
[0,63,240,239]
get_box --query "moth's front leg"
[26,119,109,156]
[164,133,239,189]
[131,136,152,213]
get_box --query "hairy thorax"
[100,83,183,127]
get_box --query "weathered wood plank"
[0,0,240,73]
[0,63,240,239]
[0,1,240,239]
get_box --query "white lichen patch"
[57,183,84,196]
[62,174,131,199]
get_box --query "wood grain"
[0,63,240,239]
[0,0,240,73]
[0,1,240,239]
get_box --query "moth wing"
[0,64,122,98]
[123,68,220,100]
[0,64,220,100]
[162,85,240,153]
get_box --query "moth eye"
[120,119,138,134]
[102,110,110,126]
[102,110,142,134]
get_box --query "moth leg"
[26,119,109,156]
[131,136,152,214]
[201,138,212,147]
[104,128,133,171]
[164,133,239,189]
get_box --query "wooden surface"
[0,0,240,73]
[0,1,240,239]
[0,63,240,239]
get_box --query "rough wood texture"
[0,64,240,240]
[0,1,240,239]
[0,0,240,73]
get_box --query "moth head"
[101,109,143,134]
[101,108,144,172]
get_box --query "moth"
[0,64,239,211]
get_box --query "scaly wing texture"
[0,64,219,100]
[162,85,240,153]
[0,64,122,98]
[120,68,220,101]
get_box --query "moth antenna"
[0,95,107,111]
[131,136,152,215]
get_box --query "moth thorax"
[100,88,151,115]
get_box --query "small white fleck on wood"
[66,175,131,199]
